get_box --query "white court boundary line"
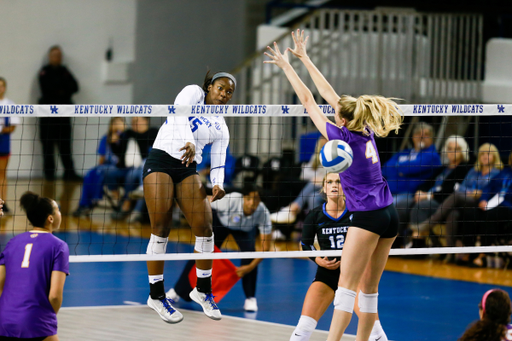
[60,304,331,335]
[69,245,512,263]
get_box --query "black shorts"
[143,148,198,184]
[351,204,399,238]
[313,265,340,292]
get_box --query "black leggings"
[174,211,258,299]
[427,192,479,247]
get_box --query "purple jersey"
[326,123,393,212]
[0,231,69,338]
[505,324,512,341]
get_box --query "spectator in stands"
[465,151,512,268]
[411,143,503,250]
[403,136,472,244]
[459,289,512,341]
[270,136,327,225]
[382,122,441,227]
[0,77,20,214]
[72,117,126,217]
[108,116,158,220]
[38,45,81,181]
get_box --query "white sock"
[196,268,212,278]
[369,320,388,341]
[290,315,317,341]
[148,274,164,284]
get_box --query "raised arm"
[264,42,333,138]
[288,29,341,109]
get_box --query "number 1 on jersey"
[365,141,378,164]
[21,243,33,268]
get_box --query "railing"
[227,8,484,158]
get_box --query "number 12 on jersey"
[329,235,345,249]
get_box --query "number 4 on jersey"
[365,141,378,164]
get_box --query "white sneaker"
[272,229,286,241]
[244,297,258,312]
[189,287,222,320]
[270,206,297,224]
[166,288,180,303]
[147,296,183,324]
[128,185,145,199]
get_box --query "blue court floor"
[3,231,510,340]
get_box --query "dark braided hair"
[459,289,511,341]
[20,191,54,228]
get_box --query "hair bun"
[20,191,40,211]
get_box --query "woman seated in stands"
[411,143,503,250]
[107,116,158,220]
[270,136,327,225]
[403,136,472,246]
[73,117,125,217]
[464,151,512,268]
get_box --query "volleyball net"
[0,104,512,263]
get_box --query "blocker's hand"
[264,42,291,70]
[315,256,340,270]
[179,142,196,167]
[288,29,310,59]
[210,185,226,202]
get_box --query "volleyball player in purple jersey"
[0,192,69,341]
[265,30,402,341]
[459,289,512,341]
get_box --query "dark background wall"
[132,0,269,104]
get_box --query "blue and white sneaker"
[147,295,184,324]
[189,287,222,320]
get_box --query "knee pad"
[296,315,317,333]
[333,287,357,313]
[146,234,168,255]
[194,233,214,253]
[358,291,379,313]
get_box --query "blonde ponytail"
[338,95,403,137]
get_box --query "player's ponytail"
[20,191,54,228]
[337,95,403,137]
[202,70,214,93]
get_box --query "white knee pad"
[333,287,357,313]
[194,234,214,253]
[146,234,168,255]
[358,291,379,313]
[296,315,317,333]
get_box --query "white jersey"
[0,98,21,128]
[152,85,230,188]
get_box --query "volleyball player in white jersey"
[143,71,235,323]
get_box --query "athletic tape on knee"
[146,234,168,255]
[297,315,318,333]
[358,291,379,313]
[194,233,214,253]
[333,287,357,313]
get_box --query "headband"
[481,289,501,315]
[211,72,236,89]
